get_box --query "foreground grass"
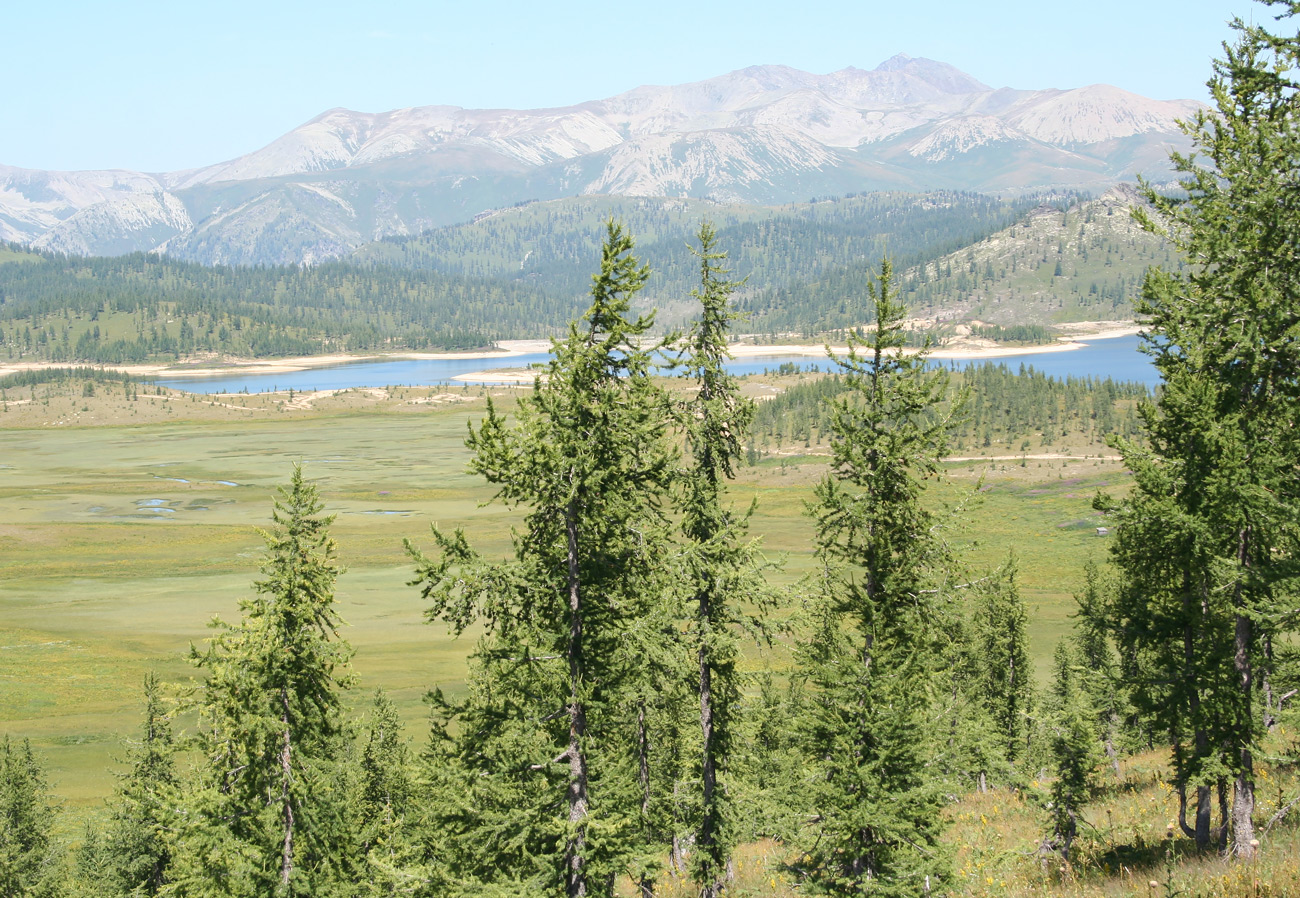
[636,748,1300,898]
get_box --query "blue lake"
[154,333,1157,394]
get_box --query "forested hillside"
[2,191,1078,364]
[896,185,1180,325]
[0,249,568,362]
[354,191,1046,330]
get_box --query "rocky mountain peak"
[0,58,1201,265]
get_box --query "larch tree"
[170,466,355,896]
[1042,641,1099,863]
[798,258,961,896]
[355,691,432,897]
[0,737,60,898]
[104,673,177,897]
[1105,0,1300,858]
[677,221,768,898]
[975,559,1035,773]
[1071,560,1126,781]
[410,221,676,897]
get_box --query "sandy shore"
[0,341,555,381]
[721,322,1142,361]
[0,326,1142,383]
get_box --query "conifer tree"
[1043,641,1099,863]
[975,559,1035,771]
[936,599,1008,795]
[677,221,767,898]
[103,673,176,897]
[410,221,676,897]
[355,691,432,897]
[1108,0,1300,858]
[798,258,960,896]
[73,824,117,898]
[1072,560,1125,780]
[170,466,355,896]
[0,737,60,898]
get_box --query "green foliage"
[747,361,1148,461]
[677,222,771,898]
[102,674,177,897]
[1043,641,1100,862]
[1105,1,1300,858]
[1071,560,1130,775]
[409,221,678,896]
[0,252,530,363]
[357,191,1040,335]
[797,259,958,895]
[0,367,140,391]
[974,559,1036,771]
[0,737,61,898]
[969,323,1054,344]
[170,467,357,896]
[353,692,434,897]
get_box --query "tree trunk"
[1231,530,1256,859]
[1104,725,1121,782]
[637,700,655,898]
[565,503,589,898]
[1195,784,1212,849]
[1177,781,1213,850]
[1216,779,1230,852]
[699,588,721,898]
[280,687,294,889]
[1262,633,1275,730]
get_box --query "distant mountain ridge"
[0,56,1201,265]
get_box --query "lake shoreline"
[0,324,1143,384]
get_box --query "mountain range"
[0,55,1200,266]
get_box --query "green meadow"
[0,379,1121,810]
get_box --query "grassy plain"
[0,375,1123,811]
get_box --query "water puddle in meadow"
[355,510,413,516]
[136,499,177,514]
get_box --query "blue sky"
[0,0,1262,173]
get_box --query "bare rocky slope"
[0,56,1199,266]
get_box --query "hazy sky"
[1,0,1263,173]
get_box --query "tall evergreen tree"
[104,673,177,897]
[1072,560,1126,780]
[355,691,432,897]
[677,221,767,898]
[169,466,355,896]
[0,737,60,898]
[410,221,676,897]
[1043,641,1099,863]
[975,559,1035,771]
[1107,0,1300,858]
[798,258,960,896]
